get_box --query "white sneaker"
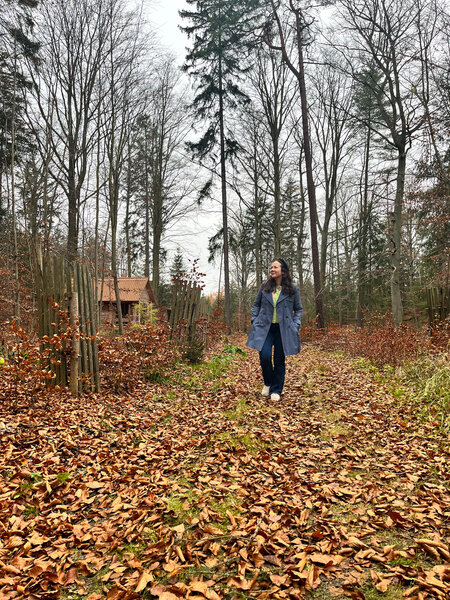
[270,393,281,401]
[261,385,270,397]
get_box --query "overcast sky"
[150,0,189,62]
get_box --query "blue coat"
[246,283,302,356]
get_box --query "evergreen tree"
[180,0,261,329]
[351,64,386,326]
[0,0,39,221]
[280,176,306,283]
[170,248,187,280]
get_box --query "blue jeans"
[259,323,285,395]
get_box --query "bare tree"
[310,63,354,288]
[251,48,297,255]
[28,0,110,263]
[101,0,146,334]
[263,0,325,328]
[129,60,200,299]
[338,0,428,324]
[233,107,272,286]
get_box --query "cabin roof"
[98,277,155,303]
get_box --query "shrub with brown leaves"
[302,314,432,367]
[98,323,180,393]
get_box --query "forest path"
[0,340,448,600]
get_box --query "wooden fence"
[35,255,99,394]
[169,280,210,345]
[426,286,450,326]
[73,262,100,394]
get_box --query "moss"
[215,429,262,454]
[166,489,200,520]
[358,584,404,599]
[320,423,350,440]
[223,398,249,422]
[120,543,145,558]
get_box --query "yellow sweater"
[272,286,281,323]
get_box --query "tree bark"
[265,1,325,328]
[294,12,324,329]
[356,126,371,327]
[390,151,406,325]
[218,50,231,330]
[11,34,20,321]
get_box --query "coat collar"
[263,289,274,306]
[263,289,288,306]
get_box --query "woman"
[246,259,302,401]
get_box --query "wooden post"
[69,292,80,397]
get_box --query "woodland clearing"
[0,338,448,600]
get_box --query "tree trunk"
[144,129,151,278]
[125,141,132,278]
[152,224,162,303]
[356,126,371,327]
[69,291,80,397]
[273,131,281,256]
[218,52,231,330]
[253,138,263,285]
[390,150,405,325]
[296,150,306,287]
[335,208,342,326]
[11,34,20,321]
[294,11,324,329]
[111,204,124,334]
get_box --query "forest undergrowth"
[0,329,448,600]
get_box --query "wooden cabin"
[98,277,156,325]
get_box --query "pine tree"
[170,248,187,280]
[0,0,39,221]
[180,0,261,330]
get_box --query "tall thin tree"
[180,0,260,330]
[263,0,325,329]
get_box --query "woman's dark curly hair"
[263,258,295,296]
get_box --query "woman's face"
[270,261,282,280]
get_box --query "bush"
[430,317,450,351]
[98,323,179,392]
[302,314,429,367]
[1,307,82,405]
[398,353,450,427]
[182,334,205,364]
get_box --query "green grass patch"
[208,493,241,519]
[223,398,249,422]
[398,352,450,429]
[327,501,370,525]
[215,429,262,454]
[23,504,39,517]
[306,580,345,599]
[170,345,247,390]
[164,486,202,524]
[353,351,449,432]
[372,529,417,552]
[143,527,158,544]
[357,583,404,600]
[119,543,146,559]
[320,422,350,440]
